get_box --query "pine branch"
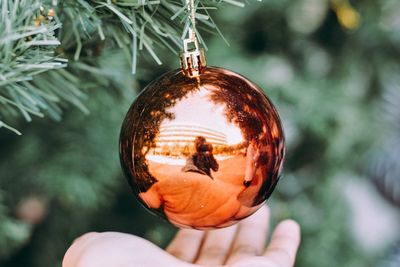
[62,0,238,69]
[0,0,68,134]
[1,0,249,134]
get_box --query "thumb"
[63,232,195,267]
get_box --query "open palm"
[63,206,300,267]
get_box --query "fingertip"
[277,220,300,231]
[73,232,99,244]
[247,204,269,224]
[275,220,301,240]
[239,204,271,231]
[263,220,301,267]
[258,204,270,218]
[63,232,99,267]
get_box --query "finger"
[63,232,100,267]
[166,229,205,263]
[73,232,99,245]
[263,220,301,267]
[195,224,238,265]
[225,205,270,265]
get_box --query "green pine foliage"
[0,0,240,134]
[0,0,65,134]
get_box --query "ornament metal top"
[119,0,285,229]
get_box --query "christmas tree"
[1,0,400,266]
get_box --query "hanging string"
[187,0,196,42]
[180,0,206,77]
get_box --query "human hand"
[63,206,300,267]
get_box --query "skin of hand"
[63,205,300,267]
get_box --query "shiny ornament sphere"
[119,67,285,229]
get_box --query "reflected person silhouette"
[244,139,259,187]
[243,130,271,187]
[182,136,219,179]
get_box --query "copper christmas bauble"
[119,67,285,229]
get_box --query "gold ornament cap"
[180,38,206,78]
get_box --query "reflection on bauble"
[120,67,285,229]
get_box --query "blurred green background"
[1,0,400,266]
